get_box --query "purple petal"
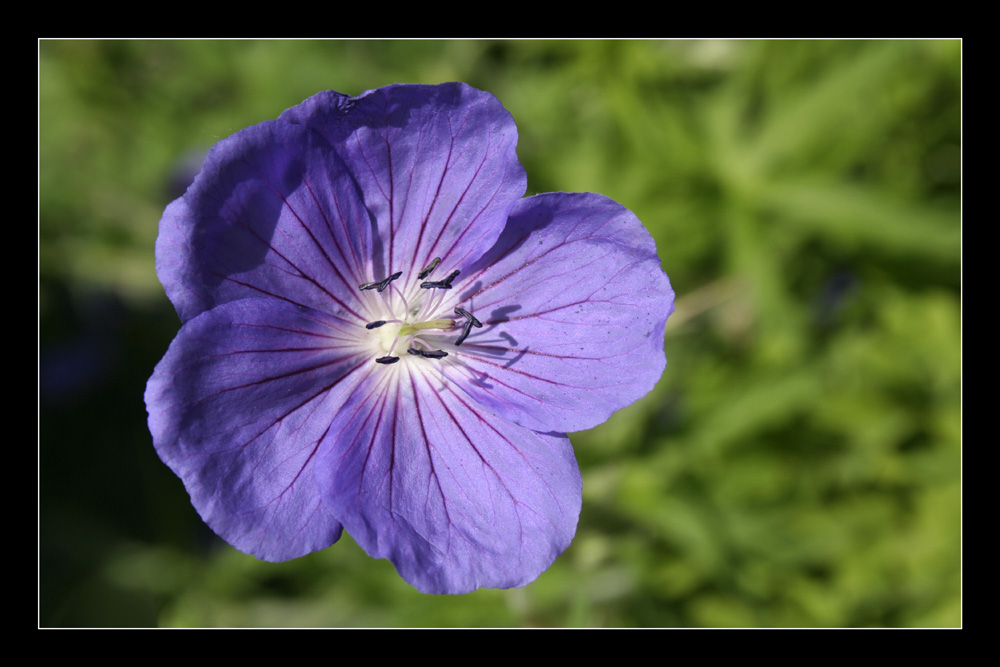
[447,192,674,433]
[145,298,374,561]
[157,116,375,323]
[282,84,527,283]
[315,365,582,594]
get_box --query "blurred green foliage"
[39,39,960,627]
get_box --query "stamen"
[359,271,403,293]
[417,257,442,280]
[421,283,447,319]
[375,356,400,365]
[366,320,387,329]
[387,280,411,315]
[407,348,449,359]
[420,269,460,290]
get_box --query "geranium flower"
[145,83,674,594]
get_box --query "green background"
[39,39,961,627]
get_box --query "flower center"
[359,257,483,366]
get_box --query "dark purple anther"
[417,257,442,280]
[407,348,448,359]
[420,270,460,290]
[360,271,403,293]
[454,307,483,345]
[454,307,482,328]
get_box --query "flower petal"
[145,298,373,561]
[315,364,582,594]
[281,84,527,282]
[448,192,674,433]
[157,116,375,323]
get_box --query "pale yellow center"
[374,318,454,354]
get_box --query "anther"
[454,307,482,328]
[417,257,442,280]
[375,355,400,365]
[455,323,474,346]
[366,320,387,330]
[454,307,483,346]
[359,271,402,293]
[420,269,460,290]
[407,348,449,359]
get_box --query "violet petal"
[145,297,372,561]
[157,117,374,324]
[449,192,675,433]
[315,365,582,594]
[281,84,527,282]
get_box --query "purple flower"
[145,83,674,594]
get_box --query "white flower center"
[358,257,481,366]
[375,321,403,354]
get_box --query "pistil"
[398,319,453,337]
